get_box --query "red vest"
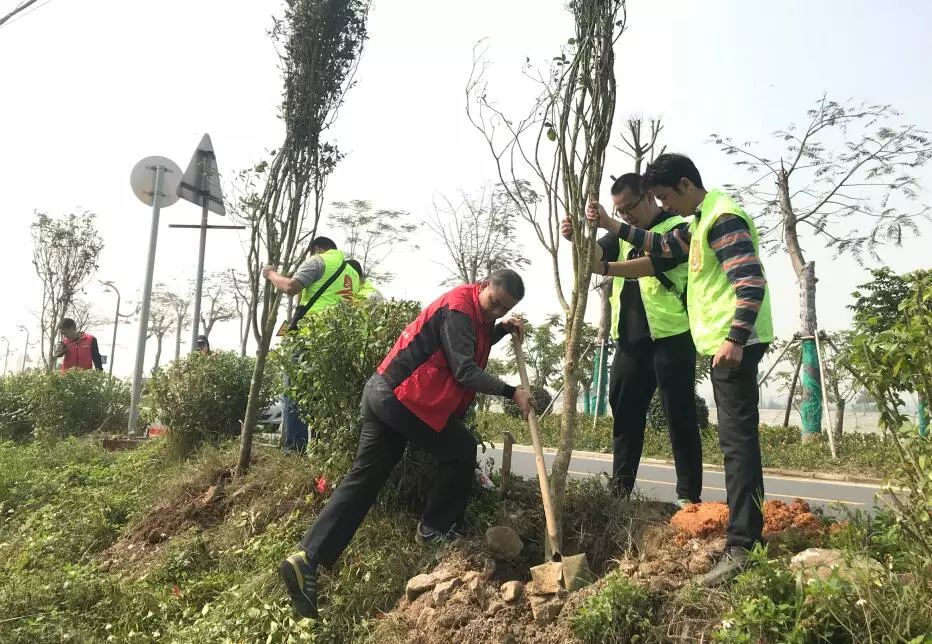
[61,333,94,371]
[378,284,492,431]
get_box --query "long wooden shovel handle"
[512,335,562,558]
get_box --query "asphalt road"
[482,444,882,515]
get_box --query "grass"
[1,436,928,643]
[476,412,894,478]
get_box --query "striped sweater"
[614,214,766,346]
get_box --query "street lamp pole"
[100,280,122,376]
[16,325,29,371]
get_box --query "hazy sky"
[1,0,930,382]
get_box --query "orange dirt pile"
[670,498,828,540]
[669,502,730,539]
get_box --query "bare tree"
[616,116,665,173]
[69,298,109,333]
[164,285,193,361]
[31,211,104,370]
[329,199,416,283]
[148,286,176,370]
[426,184,528,285]
[199,271,237,338]
[468,0,626,549]
[235,0,370,477]
[228,269,253,357]
[713,96,931,439]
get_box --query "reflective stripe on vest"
[686,189,774,355]
[610,215,691,341]
[299,249,359,313]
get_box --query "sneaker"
[675,498,699,510]
[278,551,318,618]
[696,545,751,587]
[416,521,466,544]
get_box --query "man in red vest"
[54,318,103,372]
[278,269,532,619]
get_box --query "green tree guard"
[918,393,928,437]
[592,348,609,416]
[800,338,822,439]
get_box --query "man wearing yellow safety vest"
[589,154,773,587]
[561,174,702,508]
[346,259,384,304]
[263,236,360,452]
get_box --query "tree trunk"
[175,317,183,361]
[236,312,278,477]
[153,335,163,370]
[595,277,612,415]
[834,399,845,440]
[779,168,822,440]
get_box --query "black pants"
[300,374,477,567]
[711,342,767,550]
[608,331,702,502]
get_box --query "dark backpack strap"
[654,269,688,310]
[288,260,348,331]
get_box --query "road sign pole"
[128,165,165,436]
[190,196,209,351]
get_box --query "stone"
[462,570,482,584]
[687,552,713,575]
[432,578,463,605]
[485,600,507,617]
[789,548,884,583]
[466,575,486,606]
[529,561,563,595]
[405,574,436,601]
[528,594,565,625]
[708,537,728,554]
[500,580,524,603]
[430,565,458,584]
[486,526,524,558]
[200,485,221,505]
[661,560,682,575]
[561,553,595,592]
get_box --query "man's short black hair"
[310,236,337,253]
[610,173,643,197]
[346,258,363,278]
[641,153,704,192]
[488,269,525,300]
[59,318,76,331]
[195,335,210,348]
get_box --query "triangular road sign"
[177,134,226,216]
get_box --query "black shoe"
[278,551,318,618]
[697,546,751,587]
[416,521,466,544]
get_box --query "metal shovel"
[512,336,593,593]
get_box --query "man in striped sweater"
[589,153,773,586]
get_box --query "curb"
[493,442,884,486]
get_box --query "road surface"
[483,444,881,514]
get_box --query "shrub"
[280,299,420,473]
[148,351,269,458]
[503,385,552,418]
[0,371,37,441]
[0,369,129,441]
[572,570,654,643]
[646,389,710,432]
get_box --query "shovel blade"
[530,561,564,595]
[561,553,594,592]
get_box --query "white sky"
[1,0,930,386]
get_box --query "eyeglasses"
[615,195,644,216]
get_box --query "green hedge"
[147,351,272,458]
[476,411,892,478]
[0,369,129,441]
